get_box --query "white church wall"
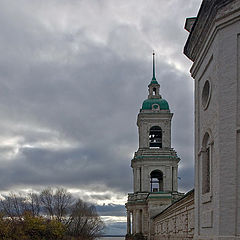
[237,129,240,235]
[184,0,240,239]
[216,20,239,237]
[193,44,218,237]
[236,32,240,236]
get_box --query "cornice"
[184,0,236,62]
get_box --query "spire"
[149,51,158,86]
[152,51,156,81]
[148,51,160,98]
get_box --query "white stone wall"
[187,1,240,239]
[132,109,179,194]
[236,33,240,237]
[153,191,194,240]
[237,129,240,235]
[132,153,179,193]
[137,111,172,149]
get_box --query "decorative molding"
[201,192,212,204]
[201,210,213,228]
[184,0,235,61]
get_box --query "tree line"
[0,188,104,240]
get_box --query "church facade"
[126,0,240,239]
[184,0,240,239]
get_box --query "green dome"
[142,98,169,110]
[148,79,159,85]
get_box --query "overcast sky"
[0,0,202,235]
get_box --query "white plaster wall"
[133,109,178,194]
[237,130,240,235]
[133,160,178,193]
[137,112,172,149]
[217,20,239,237]
[190,4,240,239]
[236,31,240,237]
[191,35,216,236]
[195,49,218,237]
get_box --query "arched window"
[149,126,162,148]
[153,87,156,95]
[202,132,211,194]
[150,170,163,192]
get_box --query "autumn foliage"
[0,188,104,240]
[0,213,65,240]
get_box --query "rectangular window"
[202,147,210,194]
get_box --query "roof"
[142,98,169,110]
[149,79,159,85]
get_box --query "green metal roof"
[142,98,169,110]
[149,79,159,85]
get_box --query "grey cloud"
[0,146,132,192]
[178,167,194,192]
[0,0,201,203]
[96,204,126,216]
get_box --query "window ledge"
[201,191,212,204]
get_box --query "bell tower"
[126,53,183,240]
[134,52,178,193]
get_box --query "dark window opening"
[150,170,163,192]
[153,87,156,95]
[202,147,210,193]
[202,132,211,194]
[202,80,211,109]
[149,126,162,148]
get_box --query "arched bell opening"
[149,126,162,148]
[153,87,156,95]
[150,170,163,192]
